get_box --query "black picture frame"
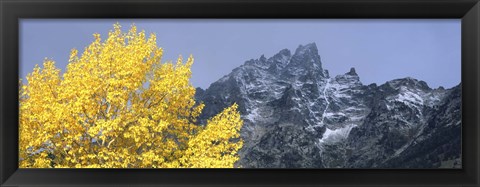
[1,0,479,186]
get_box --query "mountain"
[195,43,461,168]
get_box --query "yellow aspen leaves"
[19,23,243,168]
[181,103,244,168]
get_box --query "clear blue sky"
[20,19,460,89]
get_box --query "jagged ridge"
[195,43,461,168]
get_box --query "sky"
[20,19,461,89]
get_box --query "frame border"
[1,0,479,186]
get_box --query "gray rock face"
[195,43,461,168]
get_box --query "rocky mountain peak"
[334,67,361,86]
[283,42,325,78]
[195,43,460,169]
[259,54,267,62]
[346,67,357,76]
[267,49,291,72]
[294,42,319,56]
[386,77,431,91]
[276,48,292,57]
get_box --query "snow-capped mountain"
[195,43,461,168]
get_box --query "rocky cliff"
[195,43,461,168]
